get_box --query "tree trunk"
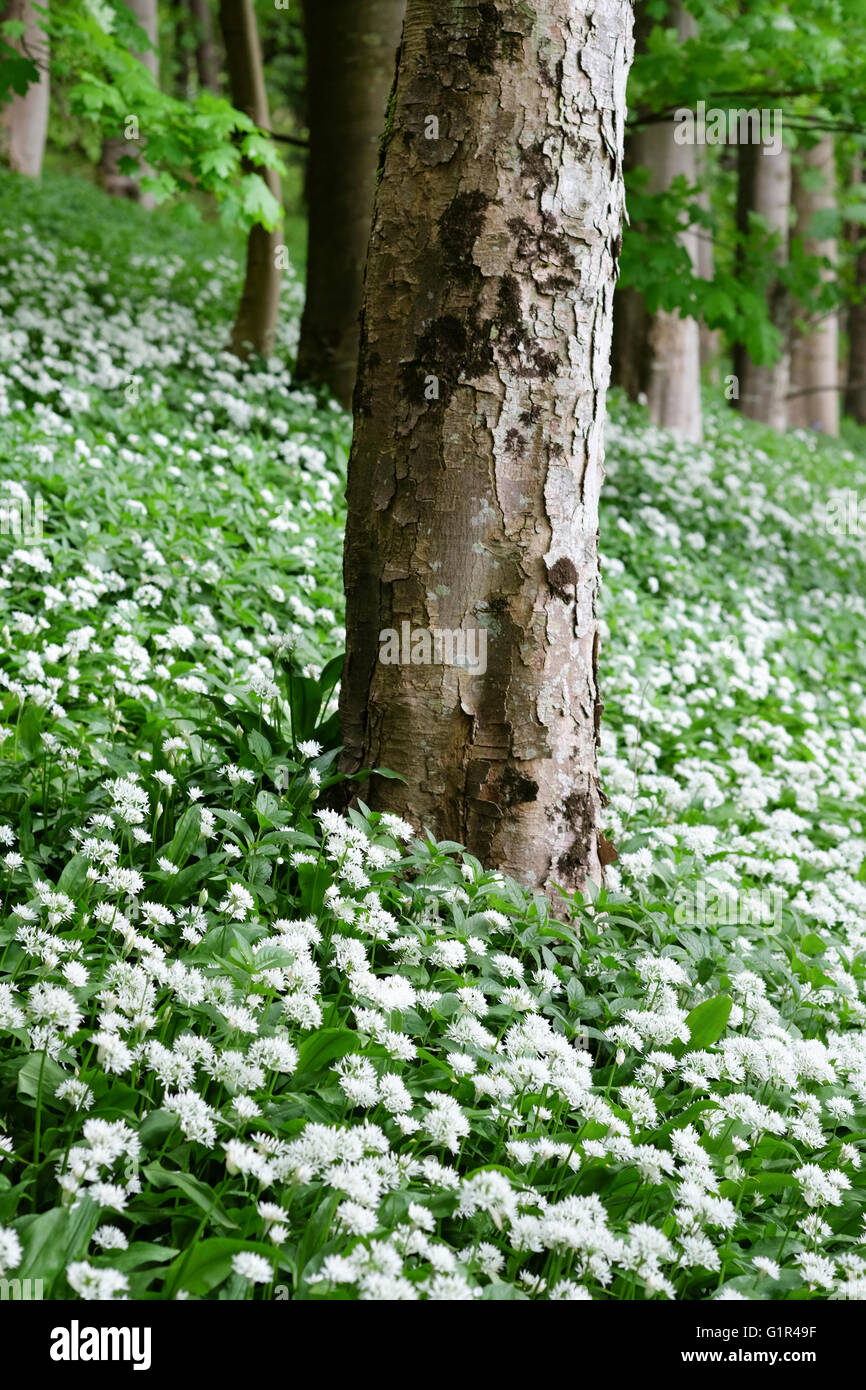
[218,0,282,359]
[789,135,839,435]
[612,1,701,439]
[99,0,159,208]
[611,285,652,399]
[0,0,50,178]
[845,158,866,423]
[339,0,634,895]
[187,0,220,93]
[173,0,192,98]
[641,1,701,440]
[733,141,791,430]
[610,0,652,400]
[696,153,721,378]
[295,0,405,409]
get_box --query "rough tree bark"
[733,141,791,430]
[296,0,406,409]
[218,0,282,358]
[187,0,220,93]
[339,0,634,894]
[789,135,839,435]
[0,0,50,178]
[99,0,159,207]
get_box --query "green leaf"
[240,132,283,171]
[63,1196,101,1265]
[13,1207,69,1282]
[16,1051,67,1103]
[56,854,89,897]
[255,789,282,824]
[164,1238,280,1297]
[139,1109,177,1147]
[199,144,240,181]
[295,1028,359,1078]
[164,805,201,869]
[240,172,281,231]
[800,933,826,957]
[248,730,272,764]
[141,1164,238,1229]
[164,851,225,905]
[110,1242,180,1272]
[684,995,732,1051]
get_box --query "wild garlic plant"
[0,171,865,1300]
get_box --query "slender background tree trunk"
[296,0,405,409]
[696,152,720,379]
[789,135,839,435]
[340,0,634,894]
[733,141,791,430]
[187,0,220,93]
[641,0,702,440]
[610,0,652,401]
[173,0,192,98]
[845,157,866,423]
[0,0,50,178]
[100,0,159,207]
[612,0,701,438]
[219,0,283,358]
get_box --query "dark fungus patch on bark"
[518,141,555,196]
[509,210,577,271]
[538,53,565,94]
[493,275,560,380]
[401,311,494,408]
[501,764,539,805]
[422,3,523,87]
[504,427,526,456]
[400,191,496,409]
[466,3,523,72]
[555,788,596,882]
[438,191,491,279]
[548,556,578,602]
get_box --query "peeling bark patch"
[598,832,618,866]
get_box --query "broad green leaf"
[684,995,732,1051]
[141,1164,237,1229]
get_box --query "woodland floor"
[0,170,865,1301]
